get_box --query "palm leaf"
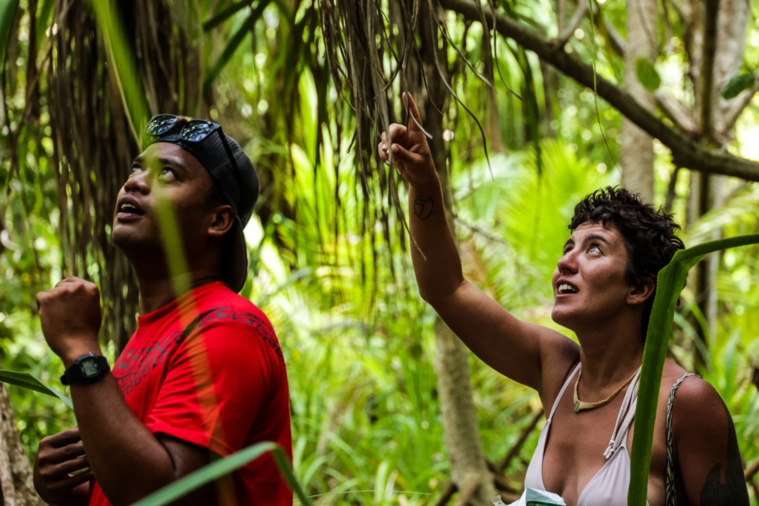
[0,370,73,409]
[201,0,274,95]
[628,233,759,505]
[132,442,312,506]
[203,12,252,94]
[0,0,19,67]
[87,0,150,141]
[203,0,252,32]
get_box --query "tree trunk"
[0,382,44,506]
[620,0,658,202]
[433,322,495,504]
[690,0,747,370]
[692,173,721,370]
[712,0,749,133]
[418,4,495,504]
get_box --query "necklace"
[573,366,638,413]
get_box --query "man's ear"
[207,204,235,238]
[627,277,655,305]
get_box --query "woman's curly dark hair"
[569,186,685,338]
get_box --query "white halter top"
[522,363,647,506]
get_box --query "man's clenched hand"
[36,277,102,366]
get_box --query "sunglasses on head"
[145,114,242,196]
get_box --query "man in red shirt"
[33,115,292,505]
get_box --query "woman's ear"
[627,277,656,305]
[207,204,235,238]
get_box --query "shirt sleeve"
[145,317,271,456]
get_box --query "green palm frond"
[628,234,759,506]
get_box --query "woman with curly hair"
[379,93,749,506]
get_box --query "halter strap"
[603,367,642,460]
[664,373,699,505]
[548,363,582,421]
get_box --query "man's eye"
[131,165,142,173]
[588,245,601,254]
[159,167,176,178]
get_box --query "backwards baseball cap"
[145,114,259,293]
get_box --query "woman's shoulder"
[659,360,725,425]
[660,360,709,395]
[659,363,749,504]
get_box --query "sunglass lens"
[146,115,180,136]
[181,121,217,142]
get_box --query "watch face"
[81,360,99,377]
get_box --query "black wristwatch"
[61,353,110,386]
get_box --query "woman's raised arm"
[378,93,577,394]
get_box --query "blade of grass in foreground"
[86,0,150,143]
[628,234,759,506]
[0,370,73,409]
[0,0,19,68]
[132,442,312,506]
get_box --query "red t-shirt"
[89,282,292,505]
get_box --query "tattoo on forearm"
[414,196,434,220]
[699,403,750,505]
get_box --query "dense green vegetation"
[1,0,759,504]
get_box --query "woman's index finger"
[404,92,434,140]
[404,92,424,131]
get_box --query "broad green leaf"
[87,0,150,142]
[628,234,759,506]
[0,370,73,409]
[132,442,312,506]
[721,72,756,100]
[635,57,661,92]
[0,0,19,68]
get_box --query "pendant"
[574,401,581,413]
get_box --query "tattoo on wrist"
[414,196,434,220]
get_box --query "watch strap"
[61,353,110,386]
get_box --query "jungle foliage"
[1,0,759,504]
